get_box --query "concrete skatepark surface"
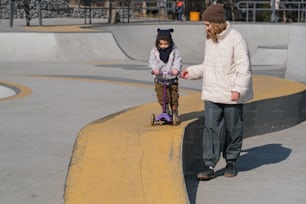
[0,18,306,204]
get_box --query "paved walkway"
[193,121,306,204]
[0,18,305,204]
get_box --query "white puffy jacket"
[187,21,253,104]
[149,44,183,80]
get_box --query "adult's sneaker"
[197,165,215,180]
[224,162,237,177]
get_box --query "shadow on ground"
[185,143,292,204]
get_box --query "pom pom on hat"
[202,4,225,23]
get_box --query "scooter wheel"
[151,114,156,126]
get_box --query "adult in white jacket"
[181,4,253,180]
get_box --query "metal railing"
[1,0,177,27]
[40,0,74,15]
[236,1,306,22]
[37,0,74,25]
[78,0,176,24]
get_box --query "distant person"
[159,0,166,17]
[175,0,184,20]
[24,0,31,26]
[271,0,280,22]
[270,0,287,22]
[149,29,183,123]
[180,4,253,180]
[142,1,147,17]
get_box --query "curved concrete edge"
[0,81,32,101]
[64,102,194,204]
[102,24,206,64]
[0,23,291,64]
[101,23,291,64]
[63,75,305,204]
[251,47,287,66]
[0,32,129,62]
[243,90,306,136]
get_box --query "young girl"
[149,28,183,123]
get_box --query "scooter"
[151,71,179,126]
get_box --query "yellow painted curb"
[252,75,306,100]
[64,75,305,204]
[23,25,98,32]
[0,81,32,101]
[64,92,202,204]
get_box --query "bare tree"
[24,0,31,26]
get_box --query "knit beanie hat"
[157,28,174,39]
[156,28,174,63]
[202,4,225,23]
[155,28,174,48]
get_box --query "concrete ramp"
[101,24,291,64]
[251,45,287,66]
[102,24,206,63]
[0,32,129,61]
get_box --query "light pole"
[9,0,14,27]
[271,0,276,22]
[37,0,42,26]
[302,0,305,22]
[24,0,31,26]
[108,0,112,23]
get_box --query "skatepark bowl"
[0,21,305,204]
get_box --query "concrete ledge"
[64,75,305,203]
[64,102,192,204]
[0,32,128,62]
[251,47,287,66]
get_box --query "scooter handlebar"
[151,70,180,76]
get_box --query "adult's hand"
[180,70,189,79]
[231,91,240,101]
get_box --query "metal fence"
[40,0,74,16]
[77,0,177,24]
[2,0,306,27]
[0,0,178,27]
[236,1,306,22]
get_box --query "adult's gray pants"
[202,101,243,168]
